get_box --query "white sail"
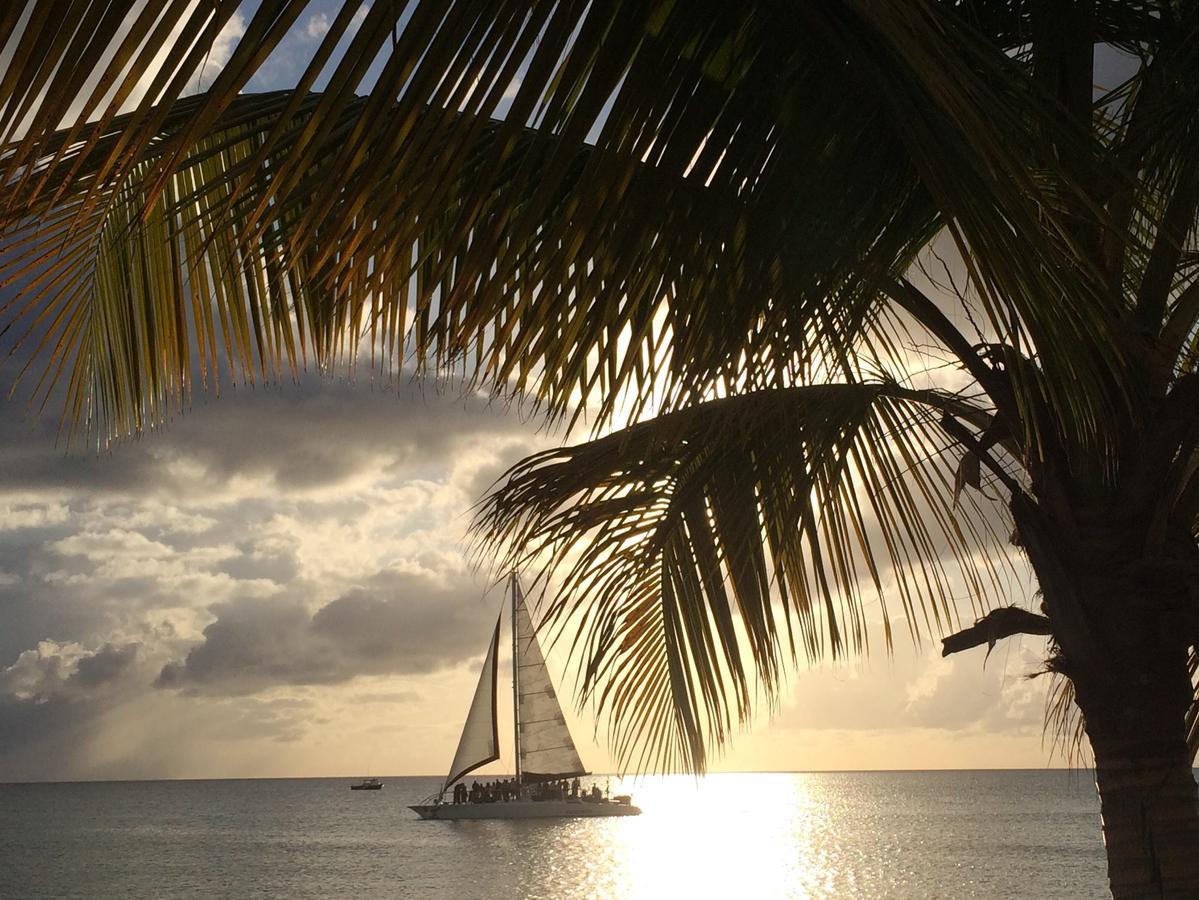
[514,586,587,781]
[444,613,501,789]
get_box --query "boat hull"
[409,800,640,820]
[350,784,382,790]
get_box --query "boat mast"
[511,571,522,789]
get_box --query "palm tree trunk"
[1074,656,1199,898]
[1013,496,1199,895]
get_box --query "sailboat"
[409,575,641,820]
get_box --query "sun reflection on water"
[606,773,818,898]
[514,773,826,899]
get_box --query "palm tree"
[2,2,1197,894]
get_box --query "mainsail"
[444,613,501,789]
[514,584,587,782]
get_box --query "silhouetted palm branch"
[2,1,1149,443]
[476,382,1018,770]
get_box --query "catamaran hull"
[409,800,641,820]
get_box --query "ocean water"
[0,771,1109,898]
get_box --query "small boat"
[350,778,383,791]
[409,575,640,820]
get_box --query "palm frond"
[2,92,328,441]
[475,383,1018,771]
[1135,14,1199,351]
[0,1,306,217]
[1,0,1155,448]
[1042,669,1091,767]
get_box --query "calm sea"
[0,771,1109,898]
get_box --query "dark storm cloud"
[156,569,498,694]
[0,654,313,779]
[0,640,144,772]
[0,641,142,701]
[70,643,141,688]
[0,694,94,773]
[0,373,536,501]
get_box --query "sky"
[0,2,1071,782]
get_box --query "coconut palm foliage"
[3,0,1199,893]
[477,382,1019,771]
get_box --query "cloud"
[308,4,372,40]
[306,13,331,39]
[156,568,498,694]
[71,643,141,689]
[764,641,1048,740]
[902,645,1045,733]
[0,499,70,529]
[190,12,248,92]
[0,375,541,504]
[0,639,141,702]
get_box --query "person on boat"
[590,784,602,801]
[571,777,580,799]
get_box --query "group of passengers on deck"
[451,777,604,804]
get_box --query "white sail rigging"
[444,613,501,789]
[441,580,586,792]
[514,584,587,782]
